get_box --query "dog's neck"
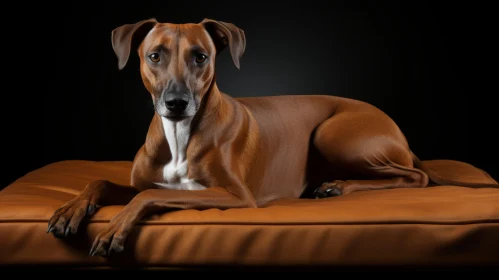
[158,82,226,182]
[191,82,236,136]
[190,82,224,131]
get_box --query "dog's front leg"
[47,180,139,238]
[89,186,254,257]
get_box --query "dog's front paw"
[89,225,127,257]
[89,202,140,257]
[47,197,97,238]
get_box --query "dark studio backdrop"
[2,1,497,190]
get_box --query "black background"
[2,1,497,189]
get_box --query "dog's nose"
[165,95,189,114]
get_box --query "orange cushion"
[0,160,498,268]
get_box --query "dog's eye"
[148,53,161,63]
[195,54,207,64]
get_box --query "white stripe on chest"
[153,117,206,191]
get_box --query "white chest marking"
[153,117,206,191]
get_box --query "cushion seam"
[1,219,498,225]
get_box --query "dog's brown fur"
[47,18,499,257]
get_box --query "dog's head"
[111,18,246,120]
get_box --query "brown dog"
[47,18,499,257]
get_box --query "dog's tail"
[410,150,499,188]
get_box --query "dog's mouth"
[155,104,194,121]
[164,115,190,122]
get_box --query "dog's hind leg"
[312,110,429,197]
[313,164,429,197]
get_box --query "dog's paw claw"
[89,239,109,257]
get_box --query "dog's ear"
[200,19,246,70]
[111,18,158,70]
